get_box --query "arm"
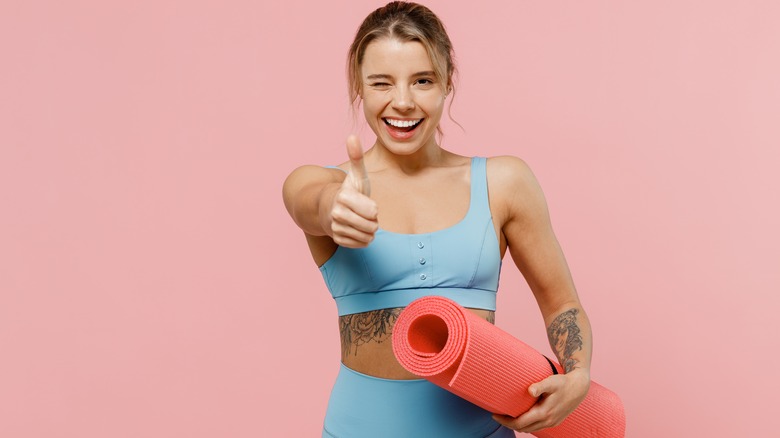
[488,156,591,433]
[282,164,343,236]
[281,135,378,248]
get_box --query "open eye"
[415,78,436,88]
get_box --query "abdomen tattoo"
[339,308,401,359]
[339,308,495,360]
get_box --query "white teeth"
[385,118,422,128]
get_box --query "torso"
[307,153,510,379]
[338,306,496,379]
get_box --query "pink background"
[1,1,778,436]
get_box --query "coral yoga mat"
[391,296,625,438]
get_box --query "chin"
[377,131,436,155]
[380,138,428,156]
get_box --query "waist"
[324,362,509,438]
[335,287,497,316]
[339,306,495,379]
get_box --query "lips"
[383,117,424,140]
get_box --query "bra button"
[419,258,426,265]
[417,242,424,249]
[419,274,427,280]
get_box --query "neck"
[367,139,445,175]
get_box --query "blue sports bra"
[320,157,502,316]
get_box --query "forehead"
[361,38,433,78]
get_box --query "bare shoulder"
[485,155,549,225]
[486,154,533,177]
[485,155,544,199]
[283,164,345,194]
[282,164,346,213]
[284,164,346,185]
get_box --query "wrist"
[566,367,591,389]
[567,366,590,376]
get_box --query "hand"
[326,135,378,248]
[492,368,590,433]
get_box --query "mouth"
[383,117,424,133]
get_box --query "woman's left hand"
[491,368,590,433]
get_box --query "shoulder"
[484,155,542,196]
[282,164,347,205]
[283,164,346,188]
[484,155,548,221]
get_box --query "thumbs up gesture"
[345,135,371,197]
[327,135,379,248]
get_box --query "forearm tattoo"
[546,308,583,373]
[339,308,401,359]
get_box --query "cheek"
[422,101,445,123]
[362,97,384,118]
[361,102,377,124]
[420,93,446,113]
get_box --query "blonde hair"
[347,1,460,138]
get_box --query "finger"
[331,206,379,234]
[346,135,370,196]
[513,405,565,434]
[491,414,513,429]
[492,376,566,432]
[529,374,563,398]
[493,400,556,433]
[332,227,375,247]
[335,187,378,221]
[493,408,542,432]
[332,234,374,249]
[516,419,554,434]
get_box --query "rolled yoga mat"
[391,295,625,438]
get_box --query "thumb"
[528,375,558,398]
[346,134,371,196]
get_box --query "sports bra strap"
[325,165,347,173]
[470,157,489,214]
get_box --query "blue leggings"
[322,363,516,438]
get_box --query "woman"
[282,2,592,436]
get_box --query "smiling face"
[360,38,448,156]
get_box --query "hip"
[322,362,515,438]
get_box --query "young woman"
[283,2,592,436]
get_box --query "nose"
[391,86,415,112]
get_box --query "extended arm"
[282,136,378,249]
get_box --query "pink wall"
[1,1,778,436]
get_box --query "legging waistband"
[322,362,515,438]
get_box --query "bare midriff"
[339,306,495,380]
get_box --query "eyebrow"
[366,71,436,80]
